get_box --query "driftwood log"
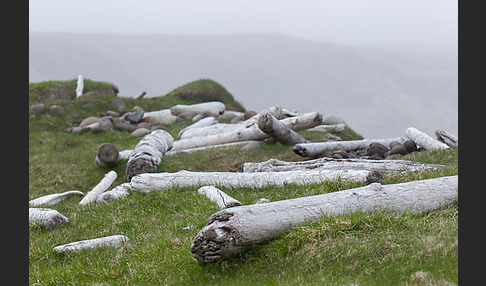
[178,117,217,139]
[307,124,347,133]
[243,158,446,173]
[125,130,174,180]
[293,137,406,157]
[165,141,256,157]
[95,143,121,167]
[29,208,69,229]
[79,171,117,205]
[53,235,130,253]
[191,175,458,264]
[257,112,309,145]
[435,129,458,148]
[29,190,84,207]
[171,101,226,118]
[96,183,131,203]
[405,127,449,150]
[129,169,381,193]
[198,186,242,209]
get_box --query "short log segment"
[79,171,117,205]
[29,208,69,229]
[95,143,121,167]
[29,190,84,207]
[53,235,130,253]
[129,169,379,193]
[257,112,309,145]
[191,175,458,264]
[293,137,406,157]
[435,129,458,148]
[243,158,446,173]
[405,127,449,150]
[198,186,242,209]
[125,130,174,180]
[96,183,131,203]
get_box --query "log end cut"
[96,143,120,167]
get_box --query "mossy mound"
[164,79,245,112]
[29,79,119,103]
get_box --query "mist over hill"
[29,32,457,138]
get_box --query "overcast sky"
[29,0,457,53]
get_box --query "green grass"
[29,86,458,285]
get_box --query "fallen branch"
[178,116,217,139]
[96,183,131,203]
[435,129,458,148]
[129,169,380,193]
[190,175,458,264]
[307,124,347,133]
[53,235,130,253]
[198,186,242,209]
[125,130,174,180]
[79,171,117,205]
[29,208,69,229]
[257,112,309,145]
[29,190,84,207]
[243,158,446,173]
[405,127,449,150]
[165,141,256,157]
[293,137,406,157]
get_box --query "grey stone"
[111,98,126,113]
[389,145,408,155]
[79,117,100,128]
[30,103,46,114]
[126,111,144,124]
[130,128,150,137]
[49,104,65,115]
[403,139,418,153]
[366,142,389,159]
[98,118,114,131]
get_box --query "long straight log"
[178,116,217,139]
[29,208,69,229]
[405,127,449,150]
[165,141,256,157]
[125,130,174,180]
[243,157,446,173]
[129,169,380,193]
[79,171,118,205]
[197,186,242,209]
[257,112,309,145]
[293,137,406,157]
[29,190,84,207]
[53,235,130,253]
[190,175,458,264]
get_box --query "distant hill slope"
[29,32,457,138]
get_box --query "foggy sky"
[29,0,457,53]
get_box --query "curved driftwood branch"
[29,208,69,229]
[198,186,242,209]
[191,175,458,264]
[79,171,117,205]
[257,112,309,145]
[129,169,380,193]
[126,130,174,180]
[29,190,84,207]
[405,127,449,150]
[243,157,446,173]
[293,137,406,157]
[435,129,458,148]
[53,235,130,253]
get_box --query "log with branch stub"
[257,111,309,145]
[78,171,117,205]
[125,130,174,180]
[29,190,84,207]
[197,186,242,209]
[293,137,406,157]
[435,129,458,148]
[190,175,458,264]
[29,208,69,229]
[129,169,381,193]
[243,157,446,173]
[405,127,449,150]
[53,235,130,253]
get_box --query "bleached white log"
[293,137,406,157]
[405,127,449,150]
[278,111,323,132]
[217,110,245,121]
[307,124,347,133]
[142,108,178,125]
[198,186,242,209]
[76,75,84,97]
[435,129,458,148]
[165,141,255,157]
[191,175,458,264]
[125,130,174,180]
[178,116,217,139]
[29,190,84,207]
[95,143,120,167]
[119,149,132,160]
[171,101,226,117]
[53,235,130,253]
[29,208,69,229]
[257,112,309,145]
[243,158,446,173]
[96,183,131,203]
[135,91,147,99]
[129,169,378,193]
[79,171,117,205]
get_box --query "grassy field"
[29,81,458,285]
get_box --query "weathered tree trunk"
[279,111,323,132]
[178,116,217,139]
[198,186,242,209]
[29,190,84,207]
[191,175,458,264]
[435,129,458,148]
[135,91,147,99]
[125,130,174,180]
[79,171,117,205]
[129,169,380,193]
[405,127,449,150]
[243,157,446,173]
[171,101,226,117]
[29,208,69,229]
[307,124,347,133]
[53,235,130,253]
[95,143,121,167]
[257,112,309,145]
[165,141,256,157]
[96,183,131,203]
[293,137,406,157]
